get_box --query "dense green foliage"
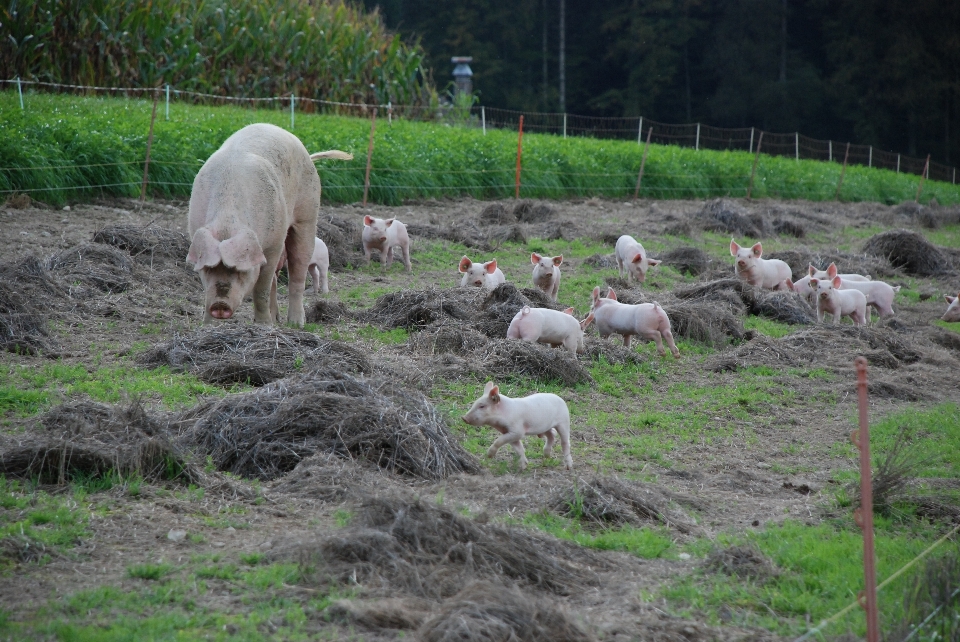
[367,0,960,165]
[3,91,959,206]
[1,0,428,106]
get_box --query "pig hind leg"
[541,429,556,459]
[554,422,572,470]
[284,224,314,327]
[309,265,321,295]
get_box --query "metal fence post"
[853,357,880,642]
[747,131,763,199]
[515,115,525,199]
[290,93,295,129]
[695,123,700,150]
[868,146,872,168]
[362,108,377,207]
[915,154,930,203]
[897,155,901,173]
[481,106,486,135]
[139,93,160,210]
[563,113,567,139]
[17,77,23,109]
[634,127,653,201]
[795,132,799,160]
[749,127,754,154]
[829,140,832,162]
[165,84,170,120]
[637,117,643,145]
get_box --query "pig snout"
[209,302,233,319]
[738,259,747,269]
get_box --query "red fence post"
[915,154,930,203]
[852,356,880,642]
[363,108,377,207]
[633,126,653,201]
[515,115,524,199]
[139,92,159,210]
[746,131,764,199]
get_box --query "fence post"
[915,154,930,203]
[139,93,160,210]
[387,101,392,125]
[868,146,872,168]
[290,93,295,129]
[481,106,486,135]
[829,140,832,162]
[634,127,653,201]
[165,84,170,120]
[515,115,525,199]
[637,117,643,145]
[836,143,850,200]
[562,113,567,139]
[852,357,880,642]
[749,127,754,154]
[696,123,700,150]
[16,77,23,110]
[747,131,763,199]
[954,167,956,184]
[897,155,901,173]
[362,108,377,207]
[795,132,799,160]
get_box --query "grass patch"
[934,319,960,334]
[0,478,91,569]
[743,316,794,339]
[523,510,675,559]
[127,563,175,581]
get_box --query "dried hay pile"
[292,496,601,599]
[92,224,190,264]
[178,373,481,481]
[0,400,199,485]
[861,229,953,276]
[582,253,617,270]
[580,337,645,366]
[662,299,745,346]
[695,199,766,238]
[409,325,491,356]
[138,325,370,386]
[478,202,511,225]
[359,287,481,330]
[660,246,710,276]
[47,242,134,295]
[552,476,700,534]
[480,339,593,386]
[406,221,492,250]
[0,281,53,356]
[513,200,556,223]
[676,278,815,325]
[267,452,399,503]
[767,248,897,280]
[305,299,349,323]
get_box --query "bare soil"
[1,195,959,640]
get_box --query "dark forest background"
[361,0,960,166]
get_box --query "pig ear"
[751,242,762,257]
[631,254,644,264]
[607,288,618,300]
[483,381,495,395]
[385,218,395,227]
[786,280,795,291]
[946,295,957,304]
[531,252,541,264]
[647,258,661,267]
[729,239,740,256]
[187,228,222,271]
[563,307,575,315]
[808,264,817,277]
[831,275,842,288]
[552,255,563,266]
[458,256,472,273]
[809,278,818,288]
[827,263,838,278]
[591,286,601,301]
[219,229,267,271]
[485,259,498,274]
[363,215,374,226]
[489,386,500,403]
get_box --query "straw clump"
[675,278,815,325]
[178,373,481,481]
[695,199,765,237]
[92,224,190,264]
[660,246,710,276]
[47,242,134,295]
[861,229,953,276]
[138,325,370,387]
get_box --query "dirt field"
[1,194,959,640]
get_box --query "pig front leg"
[401,240,412,272]
[270,273,281,322]
[487,429,527,470]
[252,267,277,325]
[382,245,393,270]
[284,225,314,327]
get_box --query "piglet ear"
[485,259,498,274]
[607,288,618,301]
[831,275,842,288]
[385,218,395,227]
[809,278,819,288]
[647,258,661,267]
[729,239,740,256]
[552,255,563,266]
[786,280,795,291]
[580,312,595,330]
[489,386,500,403]
[563,307,575,315]
[631,254,644,264]
[219,229,267,271]
[751,242,762,257]
[187,228,222,271]
[363,215,375,226]
[531,252,541,264]
[808,264,817,277]
[827,263,838,278]
[592,286,601,302]
[483,381,495,394]
[946,295,957,304]
[458,256,472,273]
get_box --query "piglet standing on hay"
[459,256,505,290]
[187,123,351,326]
[581,286,680,358]
[729,239,792,290]
[507,305,584,355]
[362,216,411,271]
[274,237,330,298]
[810,276,868,326]
[615,235,660,284]
[463,381,573,471]
[531,252,563,301]
[943,293,960,322]
[789,263,870,306]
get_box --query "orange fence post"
[852,356,880,642]
[363,108,377,207]
[515,115,524,199]
[633,126,653,201]
[746,131,764,199]
[139,92,159,210]
[835,142,850,200]
[915,154,930,203]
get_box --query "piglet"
[273,237,330,298]
[507,306,583,354]
[459,256,505,290]
[810,276,867,326]
[463,381,572,471]
[729,239,792,290]
[943,293,960,322]
[581,286,680,358]
[809,263,897,320]
[615,235,660,283]
[362,215,411,271]
[789,263,871,306]
[531,253,563,301]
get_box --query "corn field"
[0,0,431,106]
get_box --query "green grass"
[4,91,959,207]
[743,316,795,338]
[0,362,228,417]
[523,510,675,559]
[0,478,91,570]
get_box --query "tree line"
[363,0,960,165]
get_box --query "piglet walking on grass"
[507,305,583,355]
[362,215,411,271]
[463,381,573,471]
[729,239,792,290]
[581,286,680,358]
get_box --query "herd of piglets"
[185,124,956,473]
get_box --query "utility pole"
[559,0,566,113]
